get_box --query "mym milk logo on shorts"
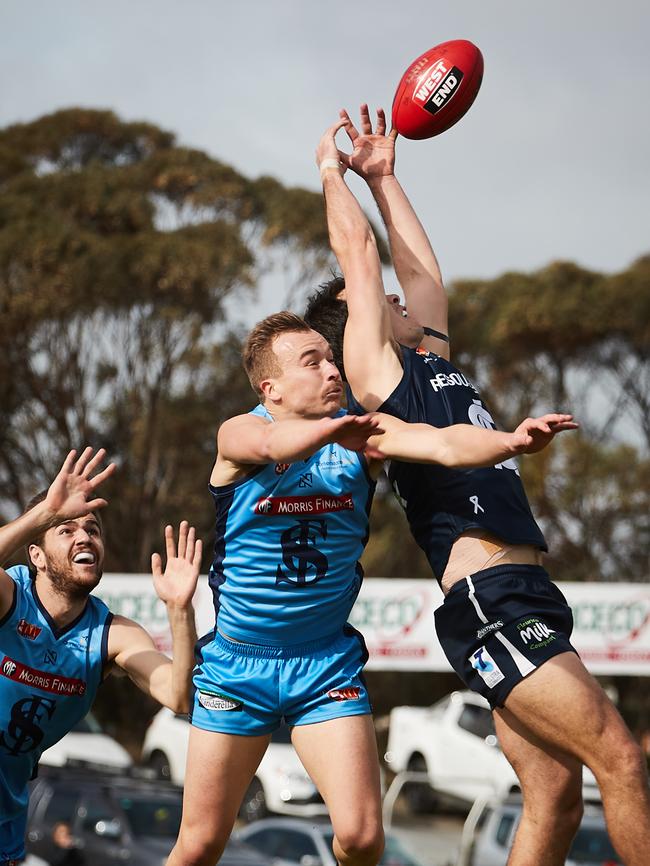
[517,618,556,650]
[469,646,505,689]
[197,691,242,711]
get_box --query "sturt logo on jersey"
[255,493,354,516]
[17,619,42,640]
[0,655,86,696]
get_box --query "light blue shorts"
[0,810,26,864]
[190,625,372,735]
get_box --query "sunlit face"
[335,287,423,348]
[263,329,343,418]
[384,294,424,347]
[29,515,105,599]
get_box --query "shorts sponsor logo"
[327,687,360,701]
[469,646,505,689]
[197,691,242,711]
[476,620,503,640]
[17,619,42,640]
[0,656,86,695]
[517,618,557,649]
[255,493,354,516]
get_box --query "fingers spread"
[176,520,189,559]
[151,552,163,580]
[165,524,176,561]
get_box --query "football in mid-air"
[392,40,484,139]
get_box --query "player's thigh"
[494,705,583,805]
[291,715,383,831]
[180,725,270,838]
[503,651,629,764]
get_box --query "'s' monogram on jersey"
[207,405,375,646]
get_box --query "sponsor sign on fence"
[95,577,650,675]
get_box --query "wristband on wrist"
[319,158,343,179]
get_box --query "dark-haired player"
[305,108,650,866]
[166,310,573,866]
[0,448,201,866]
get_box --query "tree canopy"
[1,108,647,583]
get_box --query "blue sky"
[2,0,649,321]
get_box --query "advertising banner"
[95,576,650,675]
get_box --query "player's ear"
[260,377,281,404]
[28,543,46,571]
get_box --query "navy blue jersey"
[0,566,111,845]
[347,346,546,581]
[207,405,375,645]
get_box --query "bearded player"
[0,448,201,866]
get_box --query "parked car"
[457,792,620,866]
[26,764,272,866]
[39,711,132,769]
[142,708,328,821]
[384,691,518,811]
[237,817,424,866]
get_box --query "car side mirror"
[93,819,122,839]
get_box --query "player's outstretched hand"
[44,447,116,522]
[327,414,384,452]
[315,117,348,173]
[337,104,397,180]
[512,414,579,454]
[151,522,202,610]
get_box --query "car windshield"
[118,796,183,838]
[71,713,103,734]
[569,825,620,862]
[323,832,421,866]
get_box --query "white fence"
[94,576,650,675]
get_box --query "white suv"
[141,708,328,821]
[384,691,518,810]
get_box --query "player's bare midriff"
[441,530,543,595]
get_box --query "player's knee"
[593,728,647,784]
[609,737,648,784]
[335,822,384,864]
[175,826,227,866]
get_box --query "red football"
[392,40,484,140]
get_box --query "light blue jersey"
[0,565,111,862]
[207,406,376,646]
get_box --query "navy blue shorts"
[434,564,577,709]
[191,625,372,735]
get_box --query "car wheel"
[148,750,172,781]
[404,754,437,814]
[238,777,267,823]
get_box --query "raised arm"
[368,413,578,468]
[0,448,115,617]
[211,411,384,486]
[340,105,449,360]
[107,522,201,714]
[317,119,404,409]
